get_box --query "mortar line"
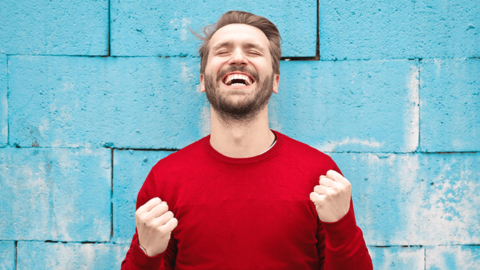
[107,0,111,56]
[316,0,320,60]
[424,245,427,270]
[5,145,480,154]
[6,55,9,147]
[14,241,17,270]
[110,148,114,240]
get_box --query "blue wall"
[1,0,479,269]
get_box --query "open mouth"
[222,73,255,87]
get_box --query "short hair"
[193,11,282,74]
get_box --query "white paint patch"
[62,82,75,92]
[170,18,192,41]
[377,247,424,269]
[39,118,50,134]
[427,246,480,269]
[200,105,211,137]
[434,58,442,75]
[317,137,384,152]
[405,65,419,151]
[268,100,282,132]
[1,122,7,140]
[180,62,193,83]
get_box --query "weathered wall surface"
[1,0,478,269]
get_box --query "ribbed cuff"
[132,239,165,268]
[321,199,358,247]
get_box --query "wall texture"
[1,0,479,269]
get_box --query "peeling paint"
[317,137,384,152]
[405,65,419,151]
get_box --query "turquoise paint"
[0,0,108,55]
[420,59,480,152]
[111,0,316,57]
[112,150,173,243]
[0,0,479,268]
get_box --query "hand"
[135,197,178,256]
[309,170,351,223]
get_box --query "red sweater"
[122,130,372,269]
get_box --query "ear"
[200,74,205,93]
[272,74,280,94]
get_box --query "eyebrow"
[211,41,266,53]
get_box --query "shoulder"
[277,132,334,161]
[275,131,339,171]
[150,135,208,172]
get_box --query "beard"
[204,65,274,124]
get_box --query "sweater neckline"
[203,129,282,164]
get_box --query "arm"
[311,170,373,270]
[121,171,178,270]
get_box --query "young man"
[122,11,373,269]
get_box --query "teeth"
[224,74,253,85]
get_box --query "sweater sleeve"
[319,199,373,270]
[121,170,177,270]
[316,160,373,270]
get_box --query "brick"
[320,0,480,60]
[330,153,480,245]
[0,148,111,241]
[113,150,173,243]
[368,246,424,270]
[420,59,480,152]
[426,245,480,270]
[0,241,15,270]
[111,0,316,57]
[271,60,419,152]
[0,54,6,147]
[0,0,108,56]
[8,56,207,149]
[17,242,129,270]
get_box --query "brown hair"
[193,11,282,74]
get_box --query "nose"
[228,48,247,66]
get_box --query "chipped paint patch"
[318,137,384,152]
[405,65,419,151]
[427,246,480,269]
[200,104,211,137]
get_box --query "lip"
[221,72,255,85]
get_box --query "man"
[122,11,372,269]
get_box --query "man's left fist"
[309,170,351,223]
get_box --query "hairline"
[203,23,277,74]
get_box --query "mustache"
[216,66,259,82]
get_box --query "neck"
[209,106,275,158]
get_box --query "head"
[195,11,282,123]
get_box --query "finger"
[326,170,348,184]
[163,217,178,232]
[154,211,174,226]
[310,191,326,204]
[137,197,162,214]
[319,177,337,187]
[148,201,169,218]
[313,185,330,195]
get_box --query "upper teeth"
[224,74,253,85]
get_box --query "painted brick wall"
[0,0,478,269]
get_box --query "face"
[200,23,280,123]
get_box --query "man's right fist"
[135,197,178,257]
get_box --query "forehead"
[209,24,270,51]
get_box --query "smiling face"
[200,23,280,123]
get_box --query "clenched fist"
[310,170,351,223]
[135,197,178,257]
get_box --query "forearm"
[320,200,372,270]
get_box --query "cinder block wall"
[1,0,479,269]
